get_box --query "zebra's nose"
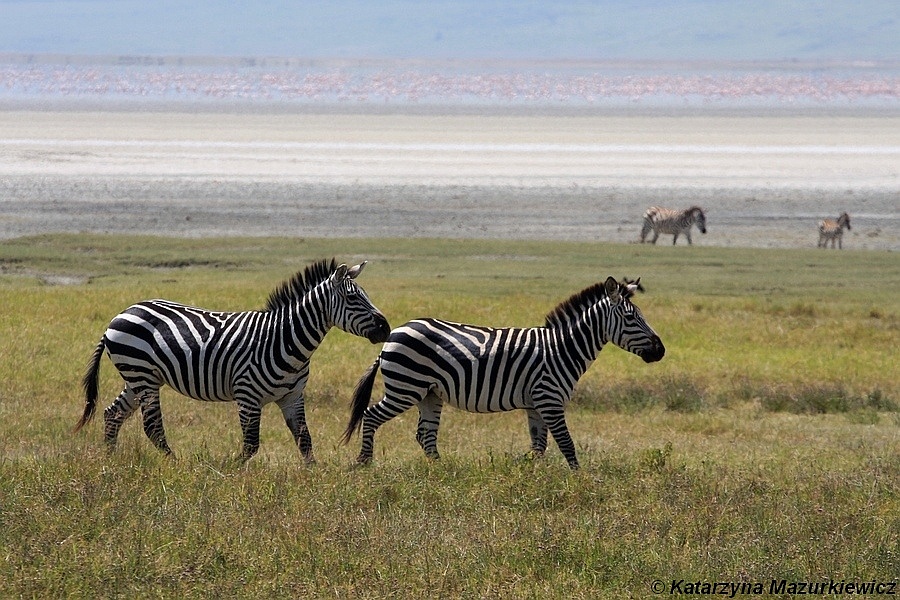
[367,315,391,344]
[641,337,665,363]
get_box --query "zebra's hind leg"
[525,409,548,459]
[357,392,418,464]
[278,394,315,464]
[103,387,140,452]
[139,389,174,456]
[415,394,443,459]
[640,221,651,243]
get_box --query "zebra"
[817,212,851,249]
[640,206,707,245]
[342,276,665,469]
[75,258,390,463]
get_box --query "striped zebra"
[75,258,390,463]
[342,276,665,469]
[817,212,851,249]
[640,206,707,245]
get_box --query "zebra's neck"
[546,302,606,385]
[276,283,334,363]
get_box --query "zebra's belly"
[110,349,305,405]
[104,332,302,404]
[425,371,535,413]
[436,390,533,413]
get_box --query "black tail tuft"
[74,340,105,433]
[341,358,380,445]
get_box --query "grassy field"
[1,234,898,598]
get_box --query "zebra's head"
[691,206,707,234]
[328,262,391,344]
[602,276,665,363]
[838,212,851,230]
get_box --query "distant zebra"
[817,212,851,249]
[640,206,707,245]
[342,276,665,469]
[75,259,390,463]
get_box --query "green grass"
[1,234,898,598]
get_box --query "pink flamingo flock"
[1,62,897,105]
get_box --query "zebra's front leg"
[535,403,579,469]
[139,389,174,456]
[415,394,443,459]
[685,231,693,245]
[103,387,140,452]
[277,394,315,464]
[525,409,548,458]
[236,397,263,462]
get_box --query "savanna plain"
[1,108,899,598]
[0,235,897,599]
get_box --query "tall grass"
[1,235,898,598]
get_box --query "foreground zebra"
[640,206,707,245]
[817,212,851,249]
[342,276,665,469]
[75,259,390,463]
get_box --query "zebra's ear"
[332,264,349,281]
[604,276,621,302]
[625,277,643,296]
[347,261,368,279]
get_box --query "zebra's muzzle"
[639,336,666,363]
[367,316,392,344]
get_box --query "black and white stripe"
[343,276,665,469]
[640,206,707,245]
[817,212,851,249]
[75,259,390,462]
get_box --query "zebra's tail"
[341,357,381,445]
[74,339,105,433]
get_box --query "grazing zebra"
[640,206,707,245]
[342,276,665,469]
[817,212,851,249]
[75,259,390,463]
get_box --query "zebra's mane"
[688,205,705,216]
[264,258,338,311]
[544,280,635,329]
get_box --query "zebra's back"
[380,318,544,412]
[643,206,681,233]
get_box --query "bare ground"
[1,109,897,249]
